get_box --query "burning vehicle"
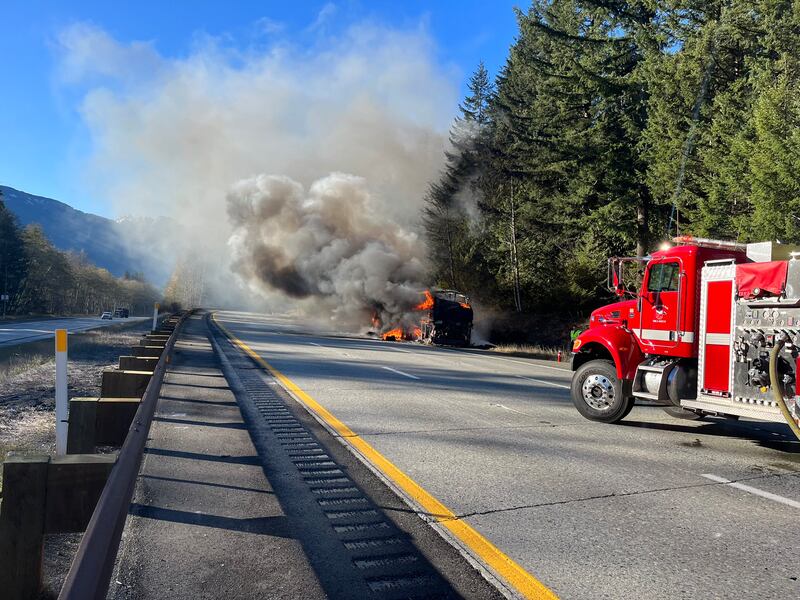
[378,289,473,346]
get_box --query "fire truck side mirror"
[609,259,625,296]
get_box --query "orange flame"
[379,290,434,341]
[382,327,405,341]
[415,290,434,311]
[381,326,423,341]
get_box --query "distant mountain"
[0,185,171,285]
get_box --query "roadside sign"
[1,294,8,301]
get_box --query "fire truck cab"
[570,237,800,434]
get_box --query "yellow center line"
[213,313,558,600]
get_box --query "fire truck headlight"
[572,339,582,351]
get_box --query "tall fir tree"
[423,61,494,293]
[480,0,653,310]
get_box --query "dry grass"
[0,354,53,384]
[489,343,569,362]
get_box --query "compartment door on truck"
[699,264,735,396]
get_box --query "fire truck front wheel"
[571,359,633,423]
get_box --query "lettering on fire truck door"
[702,279,733,393]
[639,260,681,348]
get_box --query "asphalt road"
[0,316,149,348]
[216,311,800,600]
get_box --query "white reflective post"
[55,329,68,455]
[152,302,160,331]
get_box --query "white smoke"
[55,16,458,311]
[227,173,426,329]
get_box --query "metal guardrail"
[57,311,191,600]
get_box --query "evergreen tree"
[641,0,800,242]
[480,1,653,310]
[15,225,75,314]
[0,191,27,313]
[734,58,800,241]
[459,61,493,125]
[423,61,495,293]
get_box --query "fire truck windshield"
[647,262,680,292]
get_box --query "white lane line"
[701,474,800,509]
[381,366,420,380]
[495,357,569,372]
[517,375,570,390]
[490,403,528,416]
[308,342,322,346]
[0,328,53,334]
[387,346,412,353]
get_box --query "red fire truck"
[570,236,800,440]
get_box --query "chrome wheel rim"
[582,374,615,411]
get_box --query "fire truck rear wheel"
[571,359,633,423]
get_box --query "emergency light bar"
[673,235,747,252]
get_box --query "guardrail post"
[0,455,116,599]
[100,370,153,398]
[95,398,142,446]
[45,455,116,533]
[119,356,159,371]
[0,455,49,600]
[67,398,98,454]
[140,335,169,346]
[132,345,165,358]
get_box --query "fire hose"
[768,334,800,442]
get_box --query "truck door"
[639,258,684,353]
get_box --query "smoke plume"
[227,173,426,329]
[56,15,457,314]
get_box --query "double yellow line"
[213,314,558,600]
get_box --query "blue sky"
[0,1,522,218]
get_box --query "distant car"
[100,312,113,320]
[113,308,130,318]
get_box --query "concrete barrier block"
[100,370,153,399]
